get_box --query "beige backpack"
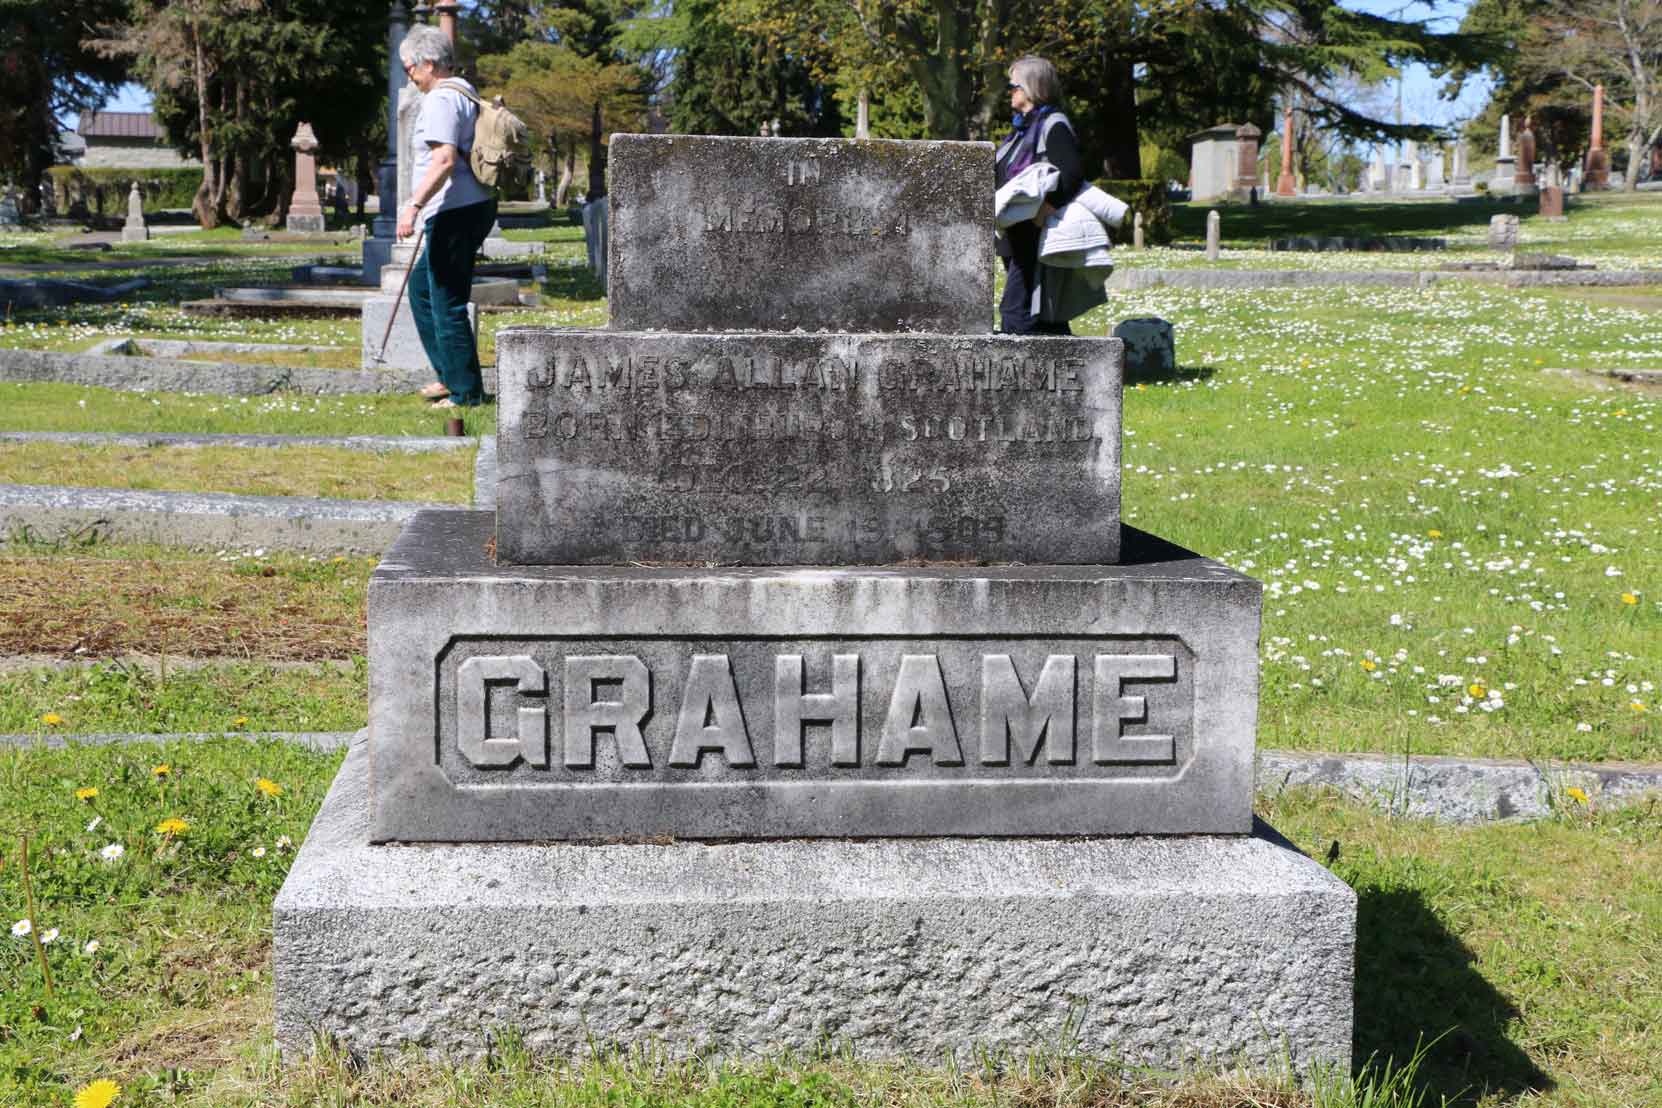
[438,79,532,192]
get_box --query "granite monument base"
[368,511,1261,841]
[275,733,1356,1074]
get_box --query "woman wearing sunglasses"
[992,56,1083,335]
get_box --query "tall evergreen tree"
[0,0,129,213]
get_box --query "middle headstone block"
[496,329,1123,565]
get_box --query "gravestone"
[1452,138,1472,190]
[286,123,326,233]
[581,196,608,283]
[1493,116,1516,195]
[120,183,148,243]
[277,133,1354,1076]
[1489,213,1519,249]
[1205,210,1220,260]
[1539,183,1565,221]
[1112,317,1175,378]
[1132,210,1144,250]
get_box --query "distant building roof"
[78,111,163,140]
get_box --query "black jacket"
[994,108,1084,259]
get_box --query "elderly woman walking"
[993,56,1084,335]
[397,25,497,408]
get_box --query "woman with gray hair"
[396,24,497,408]
[993,55,1084,335]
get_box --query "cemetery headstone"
[0,194,22,228]
[276,132,1354,1076]
[1132,210,1144,250]
[1586,84,1610,189]
[1405,140,1422,190]
[120,183,148,243]
[581,195,608,284]
[1493,116,1516,194]
[1426,146,1445,190]
[1489,213,1519,250]
[286,123,327,233]
[1205,209,1220,261]
[1452,138,1472,189]
[1516,118,1538,196]
[1112,317,1175,378]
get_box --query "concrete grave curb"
[1106,268,1662,291]
[0,347,434,396]
[0,483,450,554]
[7,728,1655,826]
[0,431,474,453]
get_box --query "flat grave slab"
[606,134,993,333]
[495,329,1122,565]
[368,511,1258,842]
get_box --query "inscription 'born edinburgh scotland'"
[495,330,1125,565]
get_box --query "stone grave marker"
[1205,210,1220,260]
[120,184,148,243]
[286,123,326,233]
[276,132,1354,1077]
[1132,210,1144,250]
[1489,213,1519,250]
[1112,317,1175,378]
[606,135,991,333]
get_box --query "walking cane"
[372,221,426,364]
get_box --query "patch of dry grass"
[0,441,473,502]
[0,551,369,660]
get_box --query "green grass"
[0,383,497,437]
[2,736,1657,1106]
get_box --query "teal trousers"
[408,198,498,405]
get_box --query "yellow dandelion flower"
[1566,787,1590,805]
[1633,701,1649,713]
[256,778,283,797]
[152,764,170,778]
[1621,593,1639,605]
[1427,529,1442,539]
[155,817,190,835]
[1360,659,1377,671]
[42,712,64,726]
[75,786,99,801]
[74,1078,122,1108]
[1614,409,1628,417]
[1468,683,1486,699]
[233,716,249,727]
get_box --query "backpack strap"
[436,78,482,107]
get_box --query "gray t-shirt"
[412,79,493,222]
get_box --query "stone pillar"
[1132,210,1145,250]
[1493,115,1516,194]
[1426,145,1445,190]
[286,122,326,232]
[1370,148,1388,192]
[1406,140,1422,190]
[1586,84,1610,189]
[1275,108,1296,196]
[1452,138,1471,188]
[1516,117,1538,196]
[1233,124,1260,197]
[364,0,412,284]
[1205,210,1220,261]
[121,181,148,242]
[433,1,459,42]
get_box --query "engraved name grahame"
[433,637,1193,785]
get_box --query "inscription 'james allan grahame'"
[495,328,1123,566]
[606,134,993,333]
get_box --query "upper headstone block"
[607,134,994,334]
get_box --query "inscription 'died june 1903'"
[437,641,1191,782]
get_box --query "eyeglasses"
[1006,81,1023,91]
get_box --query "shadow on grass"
[1169,198,1520,243]
[541,261,605,302]
[1354,885,1550,1105]
[1126,363,1217,387]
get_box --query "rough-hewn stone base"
[275,734,1356,1073]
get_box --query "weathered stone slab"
[368,511,1259,842]
[606,134,993,333]
[495,329,1121,565]
[280,735,1354,1071]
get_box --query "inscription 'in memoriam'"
[606,134,993,334]
[437,639,1191,785]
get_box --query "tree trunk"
[1097,54,1140,178]
[588,102,606,199]
[1627,134,1643,191]
[190,15,220,229]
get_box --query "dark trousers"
[999,239,1072,336]
[408,197,498,405]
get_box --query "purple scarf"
[1002,106,1055,178]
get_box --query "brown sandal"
[419,381,450,399]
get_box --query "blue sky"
[87,0,1493,128]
